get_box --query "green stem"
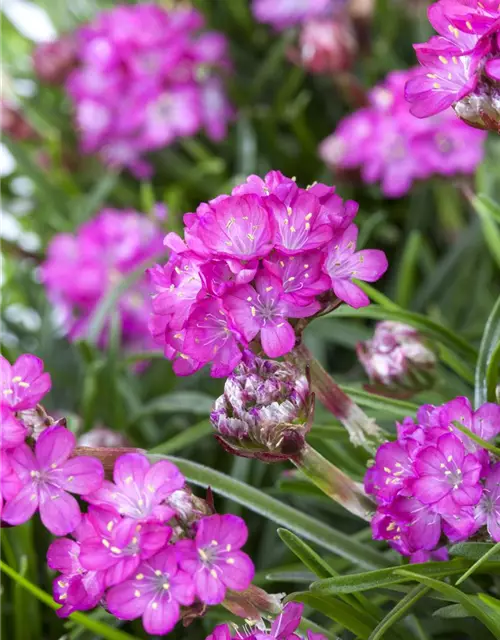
[293,343,383,451]
[292,443,374,521]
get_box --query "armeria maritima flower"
[41,208,164,350]
[148,170,387,377]
[366,397,500,558]
[0,353,51,411]
[321,67,486,197]
[252,0,336,30]
[65,3,232,175]
[406,0,500,132]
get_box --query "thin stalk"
[292,443,374,521]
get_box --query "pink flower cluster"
[366,397,500,560]
[148,170,388,378]
[406,0,500,131]
[320,68,486,198]
[41,208,164,349]
[207,602,326,639]
[66,3,232,176]
[252,0,339,30]
[1,353,255,636]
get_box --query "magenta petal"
[0,406,27,449]
[170,569,195,606]
[105,556,139,588]
[195,567,226,604]
[473,403,500,441]
[354,250,388,282]
[36,426,75,470]
[144,460,184,500]
[47,538,81,573]
[260,321,296,358]
[219,551,254,591]
[59,456,104,494]
[143,598,180,636]
[39,484,81,535]
[453,483,482,506]
[79,540,116,571]
[486,57,500,81]
[412,476,450,504]
[2,482,39,526]
[9,443,38,480]
[414,446,446,476]
[106,581,149,621]
[332,280,370,308]
[114,453,150,492]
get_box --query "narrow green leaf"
[149,420,212,455]
[86,255,162,344]
[433,603,470,619]
[152,457,390,569]
[77,171,120,223]
[395,231,422,309]
[311,558,482,594]
[140,181,156,214]
[368,585,429,640]
[130,392,215,426]
[265,570,315,583]
[452,420,500,457]
[474,194,500,224]
[450,542,500,561]
[330,305,477,362]
[287,592,374,639]
[471,194,500,268]
[456,542,500,585]
[0,561,139,640]
[395,569,500,637]
[340,386,419,417]
[475,295,500,406]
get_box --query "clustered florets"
[148,170,388,378]
[210,355,313,461]
[0,353,257,636]
[320,68,486,198]
[41,208,164,349]
[406,0,500,132]
[65,3,232,176]
[366,397,500,560]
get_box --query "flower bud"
[210,355,314,462]
[16,404,65,440]
[78,427,130,448]
[1,102,39,142]
[32,36,77,85]
[357,321,437,398]
[299,18,357,74]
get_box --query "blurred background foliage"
[1,0,500,639]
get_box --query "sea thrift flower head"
[66,3,232,174]
[2,425,104,535]
[177,513,254,605]
[406,0,500,133]
[297,17,357,74]
[367,398,500,557]
[357,321,437,397]
[321,67,487,197]
[32,35,77,84]
[252,0,334,30]
[149,171,387,377]
[85,453,184,522]
[106,546,195,635]
[41,209,164,349]
[210,356,314,462]
[0,354,51,411]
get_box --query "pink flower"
[2,426,103,535]
[252,0,334,30]
[0,405,27,450]
[323,224,388,308]
[177,514,254,605]
[0,451,22,518]
[0,354,51,410]
[85,453,184,522]
[79,506,171,587]
[475,463,500,541]
[412,433,483,515]
[106,546,195,636]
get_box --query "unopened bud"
[210,355,314,462]
[78,427,130,448]
[16,404,65,440]
[299,18,357,74]
[357,321,437,398]
[166,486,213,528]
[1,102,38,142]
[32,36,77,84]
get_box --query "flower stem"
[292,443,374,520]
[292,343,383,451]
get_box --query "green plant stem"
[292,443,374,521]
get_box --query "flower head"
[357,321,437,397]
[0,354,51,411]
[177,513,254,605]
[149,171,387,377]
[297,17,357,75]
[33,35,77,84]
[210,356,313,461]
[2,425,104,535]
[66,4,232,174]
[321,67,486,197]
[406,0,500,132]
[252,0,334,30]
[41,209,164,350]
[106,545,195,635]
